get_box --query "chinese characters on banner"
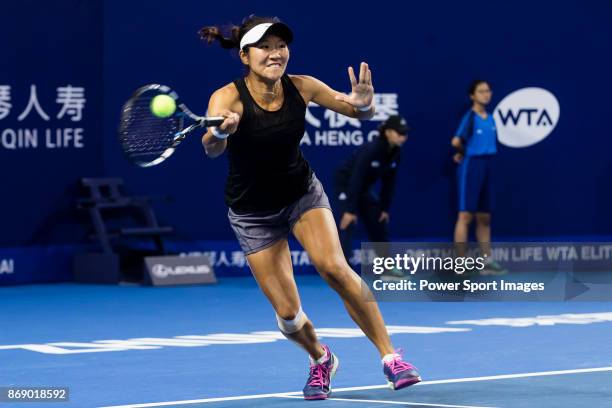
[179,249,370,269]
[0,85,86,150]
[301,93,399,147]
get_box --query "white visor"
[239,22,292,50]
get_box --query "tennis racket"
[118,84,224,167]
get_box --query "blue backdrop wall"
[1,0,611,283]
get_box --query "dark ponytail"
[198,15,283,51]
[198,25,240,49]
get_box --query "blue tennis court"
[2,276,611,407]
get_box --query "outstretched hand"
[334,62,374,110]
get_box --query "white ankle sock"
[311,347,329,364]
[382,353,399,364]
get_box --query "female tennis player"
[199,15,421,399]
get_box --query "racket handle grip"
[201,116,225,127]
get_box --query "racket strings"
[119,93,181,164]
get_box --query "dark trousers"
[335,191,389,263]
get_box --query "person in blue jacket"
[334,115,408,264]
[451,80,504,273]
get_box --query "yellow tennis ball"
[150,94,176,118]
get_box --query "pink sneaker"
[303,344,339,400]
[383,350,421,390]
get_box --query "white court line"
[98,366,612,408]
[278,395,497,408]
[328,365,612,392]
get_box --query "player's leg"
[246,238,339,400]
[293,207,393,355]
[292,207,421,389]
[246,239,323,359]
[295,177,392,352]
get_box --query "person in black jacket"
[335,115,409,262]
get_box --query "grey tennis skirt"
[228,173,332,255]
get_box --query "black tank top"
[225,74,313,212]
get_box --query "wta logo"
[494,87,560,148]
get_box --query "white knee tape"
[276,307,308,334]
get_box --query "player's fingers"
[348,66,357,87]
[223,112,238,122]
[359,62,367,83]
